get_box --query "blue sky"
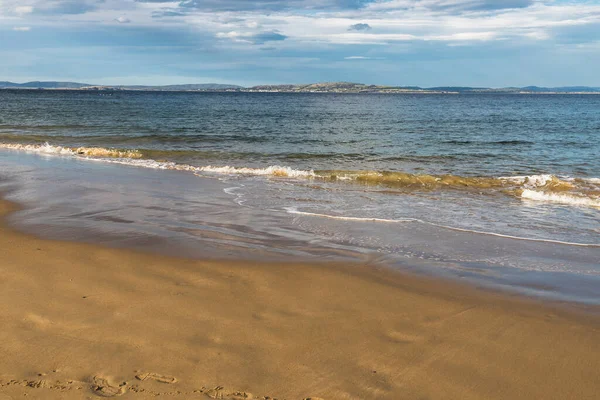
[1,0,600,86]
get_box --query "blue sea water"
[0,90,599,303]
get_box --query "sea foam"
[0,142,315,179]
[0,142,142,159]
[521,189,600,208]
[285,207,416,223]
[197,165,316,178]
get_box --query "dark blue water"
[0,90,599,303]
[1,90,599,176]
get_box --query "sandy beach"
[0,198,599,400]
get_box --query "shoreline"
[1,147,599,307]
[1,197,599,399]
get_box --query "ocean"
[0,90,599,303]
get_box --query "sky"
[1,0,600,87]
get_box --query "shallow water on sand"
[1,151,599,305]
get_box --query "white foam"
[99,157,193,171]
[0,142,316,181]
[223,185,247,206]
[501,174,600,187]
[521,189,600,208]
[285,208,416,223]
[423,220,600,247]
[0,142,142,159]
[500,174,556,187]
[197,165,316,178]
[287,208,600,247]
[0,142,76,156]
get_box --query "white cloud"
[13,26,31,31]
[216,30,288,44]
[216,31,249,43]
[15,5,33,14]
[2,0,600,49]
[344,56,386,60]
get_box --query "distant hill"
[248,82,434,93]
[0,81,242,90]
[427,86,490,92]
[247,82,600,93]
[1,81,599,93]
[0,81,91,89]
[519,86,600,93]
[116,83,243,90]
[426,86,600,93]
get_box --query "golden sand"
[0,199,598,399]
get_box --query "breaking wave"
[0,142,142,159]
[1,142,599,208]
[197,165,316,178]
[521,189,600,208]
[0,142,315,178]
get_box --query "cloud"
[216,30,288,44]
[348,23,371,31]
[15,6,34,14]
[251,31,288,44]
[152,10,187,18]
[343,56,387,61]
[4,0,599,49]
[344,55,386,59]
[27,0,102,15]
[367,0,534,12]
[2,0,600,88]
[464,0,533,11]
[13,26,31,31]
[137,0,373,12]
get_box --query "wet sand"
[0,198,599,400]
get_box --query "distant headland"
[1,81,599,94]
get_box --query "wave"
[286,208,600,247]
[2,142,599,209]
[442,139,535,145]
[316,170,506,189]
[315,171,598,198]
[196,165,316,178]
[0,143,315,179]
[426,221,600,247]
[285,208,416,223]
[521,189,600,208]
[0,143,142,159]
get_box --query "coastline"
[3,87,600,94]
[1,197,599,400]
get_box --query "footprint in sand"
[135,372,177,384]
[202,386,254,399]
[384,330,422,344]
[91,376,127,397]
[228,391,254,399]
